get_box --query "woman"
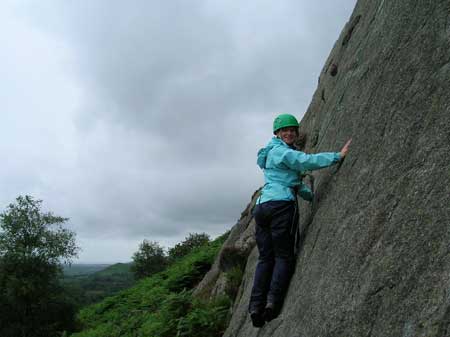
[249,113,351,327]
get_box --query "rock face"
[198,0,450,336]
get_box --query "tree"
[168,233,210,262]
[0,195,79,337]
[131,240,167,279]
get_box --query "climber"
[249,113,351,327]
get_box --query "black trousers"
[249,200,297,312]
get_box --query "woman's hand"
[340,139,352,159]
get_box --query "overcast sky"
[0,0,356,263]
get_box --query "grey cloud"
[2,0,357,262]
[29,1,350,138]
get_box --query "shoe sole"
[264,306,275,322]
[250,312,265,327]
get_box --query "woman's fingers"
[340,138,352,158]
[343,139,352,149]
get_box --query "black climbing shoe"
[250,309,265,328]
[263,302,277,322]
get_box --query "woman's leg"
[249,203,275,314]
[266,201,296,315]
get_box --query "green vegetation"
[0,195,233,337]
[224,265,245,300]
[168,232,210,262]
[72,234,230,337]
[63,263,135,306]
[0,195,79,337]
[131,233,212,281]
[131,240,167,279]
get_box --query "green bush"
[131,240,168,280]
[177,296,231,337]
[168,233,210,262]
[224,266,244,300]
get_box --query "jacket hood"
[257,137,285,169]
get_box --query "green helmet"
[273,114,299,134]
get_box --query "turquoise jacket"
[257,137,341,204]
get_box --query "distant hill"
[63,262,135,306]
[63,264,112,277]
[89,262,132,277]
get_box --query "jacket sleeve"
[279,148,341,171]
[299,181,314,202]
